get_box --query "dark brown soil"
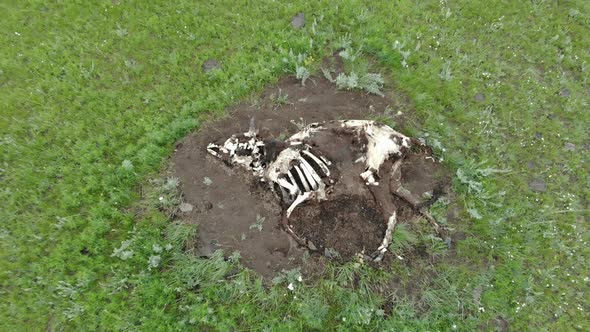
[291,195,417,259]
[172,62,451,279]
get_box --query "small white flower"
[287,283,294,291]
[478,306,485,313]
[297,275,303,282]
[159,196,164,201]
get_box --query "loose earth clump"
[172,64,451,278]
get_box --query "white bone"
[286,170,299,194]
[298,157,320,190]
[303,166,318,191]
[207,144,229,158]
[340,120,409,172]
[373,212,397,262]
[297,164,317,191]
[354,156,366,163]
[294,166,311,192]
[277,177,298,196]
[289,125,318,141]
[286,192,312,218]
[206,144,220,157]
[266,148,301,181]
[232,155,253,167]
[223,137,238,155]
[248,137,257,149]
[301,150,330,176]
[360,170,379,186]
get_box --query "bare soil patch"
[172,65,451,278]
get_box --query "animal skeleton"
[207,119,447,261]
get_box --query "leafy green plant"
[283,50,312,86]
[335,71,385,96]
[269,88,290,107]
[249,214,265,231]
[297,294,329,329]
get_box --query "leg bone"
[372,212,397,262]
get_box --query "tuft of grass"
[389,223,418,254]
[335,71,385,96]
[283,50,314,86]
[331,43,386,95]
[269,88,290,107]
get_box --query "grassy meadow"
[1,0,588,330]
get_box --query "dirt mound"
[172,68,450,278]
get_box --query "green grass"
[1,0,589,330]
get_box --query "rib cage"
[267,145,331,203]
[283,149,329,199]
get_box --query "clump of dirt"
[172,60,451,278]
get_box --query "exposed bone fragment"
[294,166,311,192]
[277,177,298,196]
[373,212,397,262]
[286,192,312,218]
[298,157,321,189]
[286,170,298,193]
[301,150,330,176]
